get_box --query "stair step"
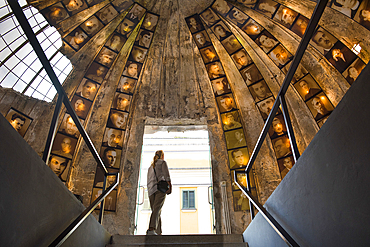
[107,243,248,247]
[108,234,247,247]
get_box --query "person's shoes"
[146,230,157,235]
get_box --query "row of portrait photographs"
[230,170,259,211]
[5,108,33,137]
[92,187,117,211]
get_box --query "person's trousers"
[149,190,166,235]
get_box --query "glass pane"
[3,28,21,44]
[12,62,28,76]
[0,18,16,34]
[0,46,12,59]
[183,191,188,208]
[5,55,20,70]
[13,80,27,92]
[46,86,57,99]
[24,87,34,97]
[0,66,9,81]
[32,90,44,100]
[21,68,36,81]
[36,79,51,94]
[189,191,195,208]
[1,72,17,87]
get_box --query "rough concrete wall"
[243,63,370,247]
[0,86,54,156]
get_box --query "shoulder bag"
[153,166,169,193]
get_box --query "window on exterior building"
[182,190,195,209]
[0,0,72,102]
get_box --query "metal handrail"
[49,173,119,247]
[234,0,329,246]
[8,1,119,246]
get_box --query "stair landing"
[107,234,248,247]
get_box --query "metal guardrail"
[233,0,329,246]
[7,1,119,246]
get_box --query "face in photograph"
[221,35,242,54]
[242,19,263,39]
[227,8,249,26]
[236,0,258,8]
[256,0,279,18]
[127,4,145,22]
[278,155,294,179]
[103,128,124,148]
[249,80,272,101]
[212,22,232,41]
[325,42,357,73]
[200,8,220,26]
[311,27,338,55]
[193,31,211,48]
[282,61,308,82]
[122,61,141,78]
[113,93,131,111]
[273,136,292,159]
[207,62,225,79]
[255,31,278,53]
[222,111,242,131]
[64,0,87,14]
[294,75,321,101]
[217,94,237,112]
[59,114,80,138]
[212,0,232,16]
[269,44,293,68]
[92,188,117,211]
[212,77,231,96]
[86,63,107,83]
[51,133,77,159]
[142,13,159,31]
[229,147,249,169]
[106,34,125,52]
[307,93,334,121]
[71,95,92,119]
[200,46,219,63]
[291,15,309,38]
[117,76,136,93]
[355,4,370,30]
[257,96,275,119]
[97,5,118,24]
[101,147,121,168]
[94,167,118,188]
[331,0,361,18]
[81,16,103,36]
[241,64,263,85]
[225,129,247,149]
[5,109,32,138]
[233,190,249,211]
[273,6,298,28]
[66,28,88,50]
[129,46,147,63]
[48,155,69,178]
[96,47,116,67]
[111,0,133,12]
[268,115,287,139]
[107,110,128,129]
[44,4,69,25]
[186,15,204,33]
[232,49,252,69]
[135,30,153,48]
[118,19,135,38]
[343,58,366,85]
[77,79,99,100]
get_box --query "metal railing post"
[279,96,300,162]
[98,176,107,224]
[42,93,64,163]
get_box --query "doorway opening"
[134,125,215,235]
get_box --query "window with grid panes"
[182,190,195,209]
[0,0,72,102]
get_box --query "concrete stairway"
[107,234,248,247]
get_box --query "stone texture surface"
[2,0,368,237]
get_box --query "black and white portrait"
[5,108,33,137]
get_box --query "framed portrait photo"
[5,108,33,137]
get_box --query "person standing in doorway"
[147,150,172,235]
